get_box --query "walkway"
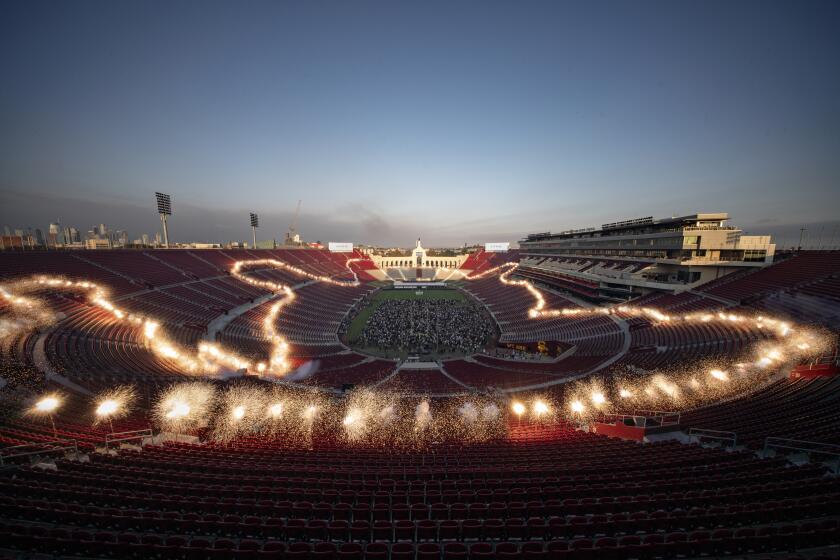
[32,331,92,396]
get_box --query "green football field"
[344,288,467,343]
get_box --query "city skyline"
[4,207,839,252]
[2,0,839,247]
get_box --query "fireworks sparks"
[459,401,479,423]
[230,258,363,290]
[313,390,505,447]
[143,321,159,339]
[166,401,191,419]
[0,254,367,380]
[223,256,369,376]
[415,400,432,428]
[302,404,319,421]
[532,399,550,416]
[481,403,500,420]
[709,369,729,381]
[446,397,506,443]
[263,297,292,375]
[556,326,832,423]
[2,255,835,447]
[339,389,398,444]
[57,325,833,451]
[463,264,832,422]
[212,385,270,442]
[465,261,830,383]
[153,382,217,435]
[93,386,136,429]
[0,276,252,377]
[26,392,64,438]
[1,256,829,390]
[268,402,284,418]
[33,394,61,414]
[96,400,119,416]
[0,281,59,343]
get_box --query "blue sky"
[1,0,838,247]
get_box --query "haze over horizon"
[2,0,839,248]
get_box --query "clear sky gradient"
[1,0,838,247]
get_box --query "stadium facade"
[369,239,468,270]
[518,213,776,302]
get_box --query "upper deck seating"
[698,251,840,303]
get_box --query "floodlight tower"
[155,192,172,248]
[250,212,259,249]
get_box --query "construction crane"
[285,199,302,245]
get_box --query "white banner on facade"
[484,242,510,252]
[328,242,354,253]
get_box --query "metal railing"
[105,428,154,448]
[688,428,738,447]
[764,437,840,459]
[599,410,681,428]
[0,439,78,466]
[599,413,653,428]
[633,410,681,426]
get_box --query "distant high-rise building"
[0,234,24,250]
[69,228,81,243]
[48,222,65,245]
[142,233,150,246]
[155,232,162,245]
[3,225,11,236]
[34,229,45,246]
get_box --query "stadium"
[3,1,840,558]
[1,210,839,560]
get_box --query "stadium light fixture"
[250,212,259,249]
[155,192,172,248]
